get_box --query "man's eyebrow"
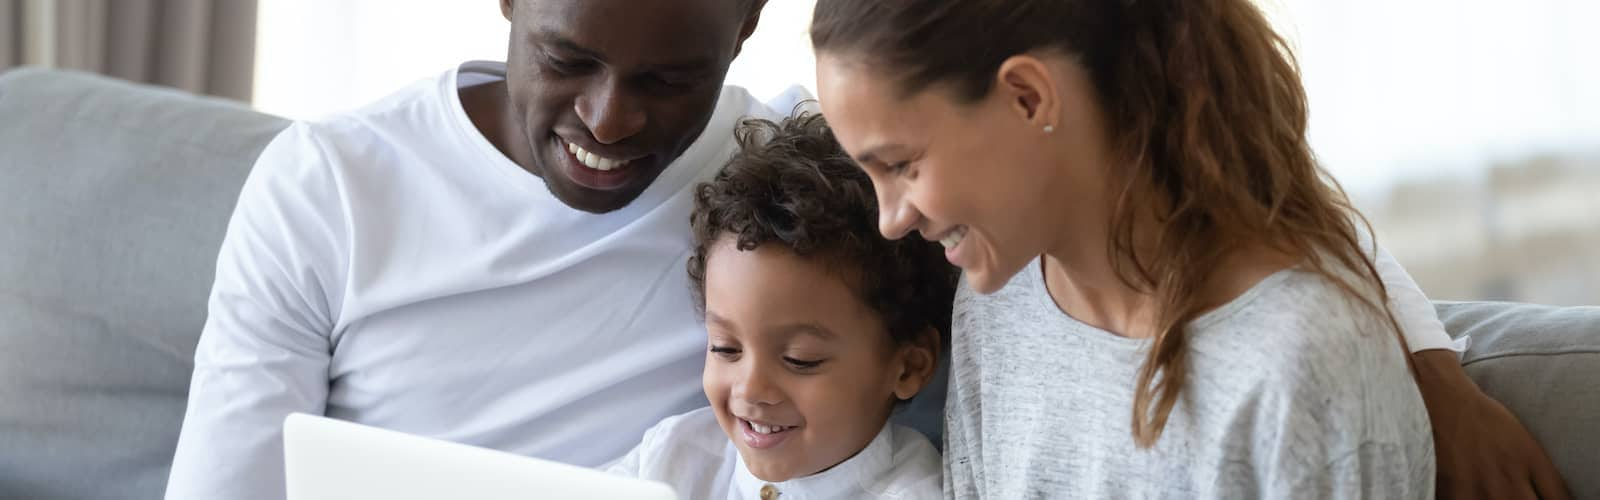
[645,58,720,74]
[535,33,605,62]
[533,31,718,74]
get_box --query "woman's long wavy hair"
[812,0,1408,448]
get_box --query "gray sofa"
[1,68,1596,499]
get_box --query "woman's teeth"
[567,142,628,171]
[939,227,967,249]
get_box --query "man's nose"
[575,77,647,144]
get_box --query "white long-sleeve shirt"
[165,62,781,500]
[606,407,943,499]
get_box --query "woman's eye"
[783,357,824,370]
[887,161,910,174]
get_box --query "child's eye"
[783,357,824,370]
[887,161,910,174]
[709,346,741,359]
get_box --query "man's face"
[501,0,758,213]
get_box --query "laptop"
[283,413,678,500]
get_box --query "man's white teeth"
[567,142,627,171]
[939,227,967,249]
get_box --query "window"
[253,1,1599,304]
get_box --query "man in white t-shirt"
[165,1,791,499]
[167,1,1569,499]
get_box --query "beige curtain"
[1,0,257,101]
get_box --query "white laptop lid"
[283,413,678,500]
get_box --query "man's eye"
[652,73,699,89]
[545,56,594,75]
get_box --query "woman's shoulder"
[1196,267,1398,356]
[1189,268,1432,467]
[1191,266,1425,416]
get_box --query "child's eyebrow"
[705,311,737,333]
[773,323,837,341]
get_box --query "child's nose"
[735,367,784,406]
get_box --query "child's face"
[701,238,934,482]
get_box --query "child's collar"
[730,421,896,499]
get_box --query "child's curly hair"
[687,112,959,347]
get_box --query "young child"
[604,112,957,499]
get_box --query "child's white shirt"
[606,407,942,499]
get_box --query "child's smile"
[737,417,799,449]
[701,238,930,482]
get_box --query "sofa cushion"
[0,67,288,499]
[1436,300,1600,499]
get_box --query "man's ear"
[732,1,767,58]
[892,327,941,401]
[995,53,1062,132]
[500,0,514,21]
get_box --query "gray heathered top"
[943,259,1434,499]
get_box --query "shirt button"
[760,484,780,500]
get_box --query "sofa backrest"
[1436,300,1600,499]
[0,67,288,499]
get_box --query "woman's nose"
[877,186,920,240]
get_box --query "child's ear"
[892,327,942,401]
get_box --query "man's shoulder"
[268,67,460,156]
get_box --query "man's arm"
[1366,238,1571,499]
[1411,351,1572,499]
[166,123,348,500]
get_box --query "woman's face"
[816,53,1112,293]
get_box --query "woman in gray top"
[807,0,1569,498]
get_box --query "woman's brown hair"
[812,0,1407,447]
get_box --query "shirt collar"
[730,423,896,499]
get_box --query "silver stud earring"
[1044,125,1055,134]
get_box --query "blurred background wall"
[8,0,1595,305]
[0,0,257,100]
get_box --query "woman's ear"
[500,0,514,21]
[892,327,942,400]
[995,53,1062,132]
